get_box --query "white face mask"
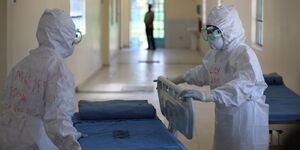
[209,37,224,50]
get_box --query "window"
[151,0,165,39]
[256,0,264,46]
[70,0,86,35]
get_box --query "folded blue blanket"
[263,73,284,85]
[79,100,156,120]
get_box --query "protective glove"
[180,89,214,102]
[169,75,185,84]
[80,133,88,138]
[77,132,88,139]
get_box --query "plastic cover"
[156,76,195,139]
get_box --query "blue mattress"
[73,100,186,150]
[265,85,300,121]
[266,97,300,121]
[265,85,299,99]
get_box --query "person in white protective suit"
[0,9,82,150]
[170,6,269,150]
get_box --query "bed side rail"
[156,76,195,139]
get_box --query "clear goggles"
[73,29,82,45]
[201,26,222,41]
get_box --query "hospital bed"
[73,76,195,150]
[264,73,300,146]
[264,73,300,127]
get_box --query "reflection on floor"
[76,48,215,150]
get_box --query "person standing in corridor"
[144,4,156,50]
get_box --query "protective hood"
[36,9,76,58]
[207,6,245,50]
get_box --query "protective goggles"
[73,29,82,45]
[201,26,222,41]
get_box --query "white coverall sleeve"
[183,65,210,86]
[43,60,81,150]
[211,51,267,107]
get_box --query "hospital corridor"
[76,48,214,149]
[1,0,300,150]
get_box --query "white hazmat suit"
[0,9,82,150]
[183,6,269,150]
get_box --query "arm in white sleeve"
[211,50,267,107]
[183,64,210,86]
[43,60,81,150]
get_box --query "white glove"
[169,75,185,84]
[180,89,214,102]
[80,133,88,138]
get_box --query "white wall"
[66,0,102,86]
[120,0,131,48]
[109,0,120,59]
[101,0,120,65]
[6,0,102,86]
[261,0,300,94]
[201,0,300,94]
[165,0,199,49]
[101,0,110,65]
[0,0,7,112]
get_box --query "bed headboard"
[156,76,195,139]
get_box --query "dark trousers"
[146,27,156,50]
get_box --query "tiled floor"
[76,48,215,150]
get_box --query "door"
[130,0,165,49]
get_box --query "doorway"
[130,0,165,49]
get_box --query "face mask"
[64,29,81,58]
[62,46,74,58]
[209,37,224,50]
